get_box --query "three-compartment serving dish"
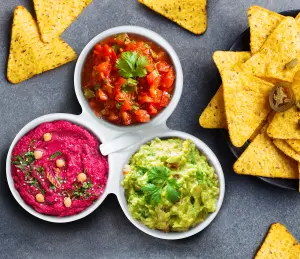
[6,26,225,240]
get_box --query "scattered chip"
[254,223,300,259]
[200,51,251,129]
[273,139,300,162]
[248,6,284,54]
[33,0,92,42]
[234,129,299,179]
[7,6,77,84]
[138,0,207,35]
[296,12,300,20]
[242,17,300,82]
[267,75,300,139]
[221,70,273,147]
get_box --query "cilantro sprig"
[116,51,149,79]
[141,166,181,206]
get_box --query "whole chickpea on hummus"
[11,121,108,217]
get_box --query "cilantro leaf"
[166,182,180,203]
[141,184,161,206]
[50,151,62,160]
[196,170,205,184]
[148,166,169,185]
[116,51,149,79]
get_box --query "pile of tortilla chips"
[199,6,300,191]
[138,0,207,35]
[7,1,92,84]
[254,223,299,259]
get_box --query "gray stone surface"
[0,0,300,258]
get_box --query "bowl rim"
[6,113,112,223]
[74,25,183,133]
[116,130,225,240]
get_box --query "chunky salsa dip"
[11,121,108,217]
[81,33,176,125]
[122,138,219,232]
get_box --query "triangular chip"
[7,6,77,84]
[254,223,300,259]
[33,0,92,42]
[248,6,284,54]
[296,12,300,20]
[267,75,300,139]
[222,70,273,147]
[242,17,300,82]
[200,51,251,129]
[287,139,300,153]
[234,129,298,179]
[273,139,300,162]
[138,0,207,35]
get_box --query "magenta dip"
[11,120,108,217]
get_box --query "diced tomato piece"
[138,94,153,104]
[147,72,155,86]
[152,89,163,103]
[120,100,132,112]
[102,84,114,98]
[147,70,160,87]
[89,98,99,109]
[121,112,132,125]
[160,68,175,90]
[160,91,171,107]
[156,61,170,73]
[135,110,150,123]
[96,89,108,101]
[108,112,119,122]
[114,77,127,91]
[94,44,102,55]
[147,104,158,115]
[115,92,126,101]
[96,61,112,79]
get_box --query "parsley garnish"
[12,151,35,172]
[36,166,44,176]
[141,166,181,206]
[49,185,57,192]
[116,51,149,79]
[50,151,62,160]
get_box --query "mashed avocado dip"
[122,138,219,232]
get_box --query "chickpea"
[64,197,72,208]
[77,173,87,183]
[34,150,43,160]
[43,133,52,142]
[56,159,65,168]
[36,193,45,203]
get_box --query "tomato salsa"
[81,33,176,126]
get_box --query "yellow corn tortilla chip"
[273,139,300,162]
[248,6,284,54]
[7,6,77,84]
[222,70,273,147]
[199,85,227,129]
[138,0,207,35]
[287,139,300,153]
[242,17,300,83]
[33,0,92,42]
[296,13,300,20]
[200,51,251,129]
[234,129,298,179]
[254,223,300,259]
[267,75,300,139]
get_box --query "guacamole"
[122,138,219,232]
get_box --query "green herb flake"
[50,151,62,160]
[36,166,44,176]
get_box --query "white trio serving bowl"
[6,26,225,239]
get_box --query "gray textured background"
[1,0,300,258]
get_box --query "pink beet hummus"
[11,120,108,217]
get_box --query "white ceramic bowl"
[74,26,183,138]
[115,130,225,240]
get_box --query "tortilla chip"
[267,75,300,139]
[222,70,273,147]
[296,13,300,20]
[286,139,300,153]
[254,223,300,259]
[138,0,207,35]
[33,0,92,42]
[248,6,284,54]
[242,17,300,82]
[200,51,251,129]
[199,86,227,129]
[234,129,299,179]
[7,6,77,84]
[273,139,300,162]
